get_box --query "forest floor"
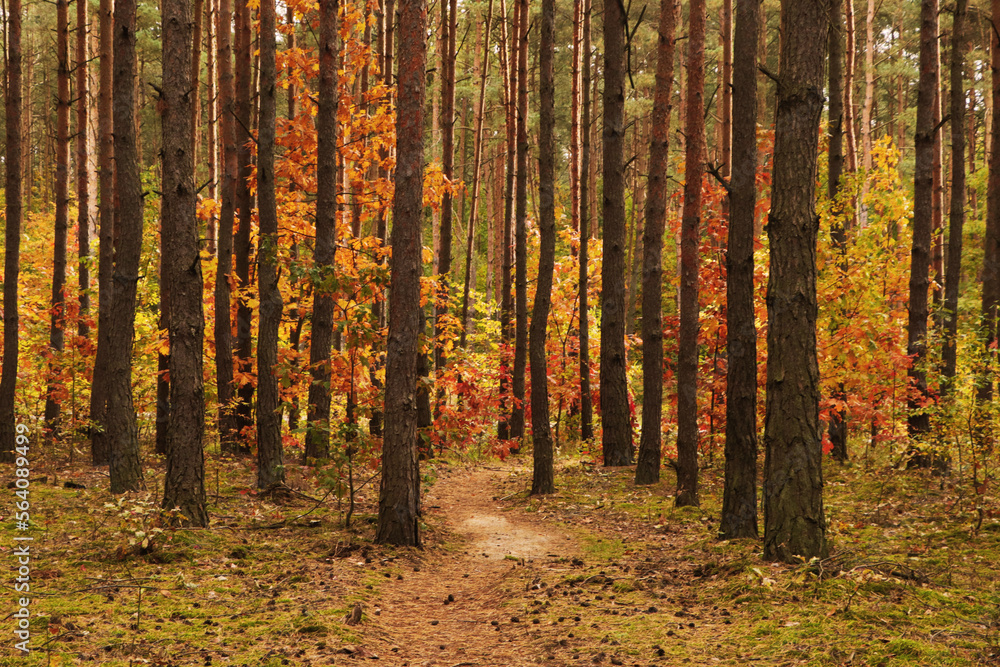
[4,448,1000,666]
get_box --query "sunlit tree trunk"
[377,0,426,547]
[635,0,677,486]
[844,0,858,176]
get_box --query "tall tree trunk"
[206,0,218,253]
[719,0,759,535]
[45,0,71,442]
[377,0,426,547]
[497,0,514,442]
[931,16,944,313]
[980,0,1000,404]
[90,0,115,465]
[162,0,208,525]
[232,0,255,446]
[0,0,22,462]
[844,0,858,175]
[827,0,849,461]
[459,0,493,348]
[306,0,339,463]
[601,0,633,466]
[107,0,144,493]
[75,0,92,340]
[942,0,967,390]
[434,0,457,378]
[192,0,204,181]
[634,0,677,487]
[676,0,706,505]
[256,0,283,488]
[721,0,732,177]
[510,0,528,441]
[530,0,556,496]
[215,0,237,449]
[906,0,938,438]
[570,0,581,238]
[578,0,594,442]
[860,0,875,213]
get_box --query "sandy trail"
[368,466,578,666]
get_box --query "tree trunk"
[634,0,677,487]
[931,16,944,314]
[0,0,22,462]
[601,0,633,466]
[232,0,255,447]
[192,0,204,183]
[861,0,875,188]
[206,0,218,253]
[90,0,115,465]
[980,0,1000,403]
[45,0,71,442]
[256,0,284,488]
[215,0,237,449]
[762,0,829,564]
[162,0,208,525]
[827,0,848,461]
[377,0,426,547]
[719,0,759,536]
[107,0,144,493]
[497,0,514,442]
[570,0,581,238]
[721,0,732,177]
[459,0,493,349]
[578,0,594,442]
[906,0,938,438]
[844,0,858,175]
[942,0,967,389]
[510,0,529,441]
[676,0,706,505]
[306,0,339,463]
[76,0,92,340]
[435,0,457,377]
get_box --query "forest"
[5,0,1000,663]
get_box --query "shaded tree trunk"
[844,0,858,175]
[942,0,967,389]
[510,0,528,441]
[906,0,938,437]
[980,0,1000,403]
[762,0,829,564]
[0,0,22,462]
[107,0,144,493]
[206,0,218,253]
[578,0,594,442]
[256,0,284,488]
[497,0,515,442]
[435,0,457,377]
[676,0,706,506]
[634,0,677,487]
[600,0,633,466]
[719,0,759,536]
[215,0,237,449]
[306,0,339,463]
[377,0,426,547]
[530,0,556,496]
[76,0,92,341]
[90,0,115,465]
[162,0,208,525]
[45,0,71,442]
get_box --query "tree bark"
[719,0,759,536]
[530,0,556,496]
[206,0,218,253]
[497,0,514,442]
[162,0,208,525]
[721,0,732,177]
[578,0,594,442]
[45,0,71,442]
[600,0,633,466]
[107,0,144,493]
[844,0,858,176]
[827,0,848,461]
[510,0,529,441]
[377,0,426,547]
[762,0,829,563]
[980,0,1000,403]
[256,0,284,488]
[75,0,92,341]
[942,0,967,389]
[215,0,237,449]
[459,0,493,349]
[906,0,938,437]
[90,0,115,465]
[306,0,339,463]
[634,0,677,487]
[0,0,22,462]
[676,0,706,505]
[435,0,457,375]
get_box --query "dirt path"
[368,465,579,666]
